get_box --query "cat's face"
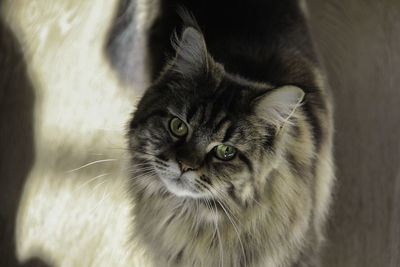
[130,75,268,201]
[128,27,304,210]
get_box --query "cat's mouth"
[153,159,210,199]
[159,172,208,199]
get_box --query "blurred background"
[1,0,399,266]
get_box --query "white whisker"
[211,186,241,224]
[130,171,157,179]
[216,199,247,267]
[203,199,217,241]
[66,159,118,173]
[211,199,224,267]
[73,173,110,192]
[93,179,109,191]
[88,189,110,214]
[250,196,263,209]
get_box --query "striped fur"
[128,2,334,267]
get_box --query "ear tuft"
[254,85,305,127]
[171,27,208,76]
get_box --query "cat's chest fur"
[132,166,314,267]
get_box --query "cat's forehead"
[164,74,261,115]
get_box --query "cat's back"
[148,0,317,82]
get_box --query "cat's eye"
[169,117,188,137]
[213,144,236,161]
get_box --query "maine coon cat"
[128,0,334,266]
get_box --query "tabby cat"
[128,0,334,266]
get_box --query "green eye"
[214,144,237,161]
[169,117,188,137]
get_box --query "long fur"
[128,1,334,266]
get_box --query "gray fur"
[128,23,334,267]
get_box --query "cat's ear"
[171,27,209,76]
[254,85,305,127]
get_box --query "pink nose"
[178,161,196,172]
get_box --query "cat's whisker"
[211,199,224,267]
[130,165,155,171]
[196,179,240,225]
[129,171,157,181]
[130,149,160,158]
[88,189,110,214]
[65,158,118,173]
[131,163,153,169]
[249,196,263,209]
[209,186,241,225]
[93,179,109,192]
[195,199,200,229]
[207,187,246,267]
[131,170,155,176]
[131,170,157,176]
[73,173,110,192]
[216,199,247,267]
[203,199,220,256]
[129,174,158,184]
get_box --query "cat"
[127,0,334,266]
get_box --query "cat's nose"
[177,160,198,172]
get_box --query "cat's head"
[129,27,304,209]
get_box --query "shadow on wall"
[0,2,50,267]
